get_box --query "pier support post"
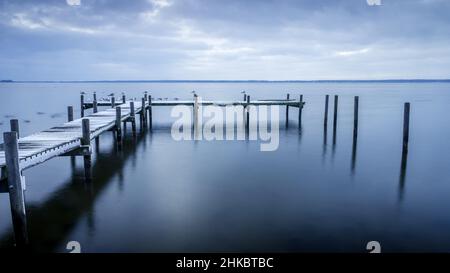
[93,92,97,101]
[403,102,410,153]
[141,97,146,128]
[10,119,19,138]
[68,106,74,122]
[130,101,136,134]
[324,95,329,127]
[111,96,115,108]
[122,94,126,104]
[148,95,153,131]
[81,119,92,181]
[144,91,148,102]
[353,96,359,138]
[246,95,250,132]
[4,132,28,246]
[333,95,338,131]
[80,93,85,118]
[286,93,290,128]
[298,95,303,130]
[116,106,122,142]
[93,100,98,113]
[193,94,199,136]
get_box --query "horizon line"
[2,79,450,83]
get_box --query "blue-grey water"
[1,82,450,252]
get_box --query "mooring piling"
[403,102,410,152]
[67,106,74,122]
[148,95,153,130]
[80,93,85,118]
[298,95,303,130]
[286,93,290,128]
[130,101,136,134]
[93,92,97,101]
[111,96,116,108]
[116,106,122,142]
[81,118,92,181]
[3,131,28,246]
[141,97,147,127]
[122,94,126,104]
[354,96,359,138]
[93,100,98,113]
[333,95,338,131]
[246,95,250,131]
[324,95,329,127]
[10,119,19,138]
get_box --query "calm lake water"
[1,82,450,252]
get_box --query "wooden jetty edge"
[0,93,305,247]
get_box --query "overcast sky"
[0,0,449,81]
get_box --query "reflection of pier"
[0,131,145,251]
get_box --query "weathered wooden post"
[81,118,91,181]
[4,132,28,246]
[324,95,329,127]
[68,106,74,122]
[298,95,303,129]
[193,94,199,135]
[10,119,19,138]
[286,93,290,128]
[93,92,97,101]
[244,93,247,102]
[246,95,250,132]
[403,102,410,152]
[130,101,136,134]
[93,100,98,113]
[80,93,85,118]
[116,106,122,142]
[122,94,126,104]
[353,96,359,138]
[333,95,338,131]
[148,95,153,130]
[111,96,115,108]
[144,91,148,102]
[141,97,146,128]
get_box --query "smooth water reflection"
[0,82,450,252]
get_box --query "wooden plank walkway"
[84,99,302,107]
[0,101,144,175]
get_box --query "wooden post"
[130,101,136,133]
[122,94,126,104]
[111,96,115,108]
[116,106,122,142]
[244,94,247,101]
[148,95,153,130]
[353,96,359,137]
[68,106,74,122]
[80,94,85,118]
[324,95,329,127]
[193,94,199,135]
[333,95,338,131]
[141,97,146,127]
[93,92,97,101]
[10,119,19,138]
[403,102,410,152]
[81,119,91,181]
[93,100,98,113]
[144,92,148,102]
[4,132,28,246]
[246,95,250,131]
[298,95,303,129]
[286,93,290,128]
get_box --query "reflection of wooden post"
[324,95,329,127]
[403,103,410,152]
[82,119,91,181]
[286,93,290,128]
[4,132,28,246]
[353,96,359,138]
[298,95,303,129]
[80,94,85,118]
[68,106,74,122]
[10,119,19,138]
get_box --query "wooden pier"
[0,93,304,247]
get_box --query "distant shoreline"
[2,79,450,83]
